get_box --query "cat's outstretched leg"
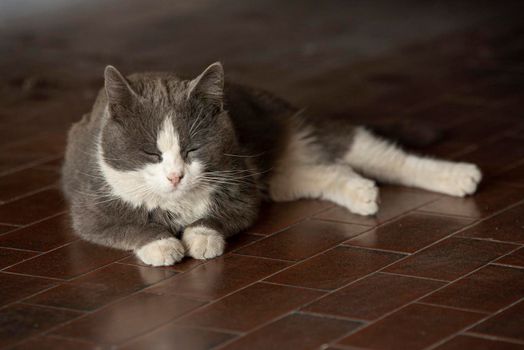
[344,127,482,196]
[269,164,379,215]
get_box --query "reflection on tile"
[0,188,66,225]
[221,313,362,350]
[53,292,204,344]
[471,300,524,341]
[385,237,515,280]
[304,273,444,320]
[0,304,81,348]
[315,186,440,226]
[458,202,524,243]
[237,220,369,261]
[0,167,58,202]
[422,264,524,312]
[11,336,95,350]
[434,335,524,350]
[496,247,524,268]
[148,254,291,301]
[267,246,404,290]
[178,282,324,331]
[6,240,129,279]
[122,324,235,350]
[0,248,38,269]
[338,303,483,350]
[0,272,56,307]
[419,184,524,218]
[26,263,176,311]
[248,200,333,235]
[346,213,473,253]
[0,213,77,251]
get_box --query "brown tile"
[221,313,362,350]
[148,254,291,301]
[458,202,524,243]
[304,272,444,320]
[248,200,333,235]
[0,167,58,202]
[120,233,266,273]
[225,232,264,253]
[472,300,524,342]
[0,304,81,348]
[237,220,369,261]
[419,183,524,218]
[0,213,78,251]
[498,162,524,186]
[338,303,484,350]
[0,152,52,175]
[459,136,524,176]
[53,292,204,345]
[315,186,440,226]
[385,237,515,280]
[119,254,204,273]
[0,247,38,269]
[178,282,324,331]
[267,246,404,290]
[0,224,18,234]
[434,335,524,350]
[0,272,56,306]
[423,264,524,313]
[346,213,473,253]
[496,247,524,267]
[11,336,95,350]
[0,188,67,225]
[122,324,235,350]
[26,263,176,311]
[6,240,129,279]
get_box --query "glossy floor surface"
[1,1,524,349]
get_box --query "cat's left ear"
[104,65,137,107]
[187,62,224,109]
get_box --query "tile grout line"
[322,233,524,347]
[424,296,524,350]
[463,331,524,346]
[207,194,524,348]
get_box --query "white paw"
[344,178,379,216]
[435,163,482,197]
[135,237,185,266]
[183,226,225,260]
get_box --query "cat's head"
[98,63,237,205]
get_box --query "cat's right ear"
[104,65,137,107]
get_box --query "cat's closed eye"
[142,147,162,162]
[185,147,199,158]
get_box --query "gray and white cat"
[62,62,481,266]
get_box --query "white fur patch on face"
[98,114,214,224]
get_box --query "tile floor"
[0,1,523,349]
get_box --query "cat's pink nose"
[167,172,183,186]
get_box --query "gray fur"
[62,62,352,252]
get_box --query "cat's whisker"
[223,152,265,158]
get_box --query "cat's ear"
[187,62,224,108]
[104,65,137,107]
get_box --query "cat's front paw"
[436,163,482,197]
[344,178,379,216]
[135,237,185,266]
[183,226,225,260]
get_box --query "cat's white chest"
[155,189,213,226]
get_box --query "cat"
[62,62,482,266]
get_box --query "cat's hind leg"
[269,163,379,216]
[344,127,481,196]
